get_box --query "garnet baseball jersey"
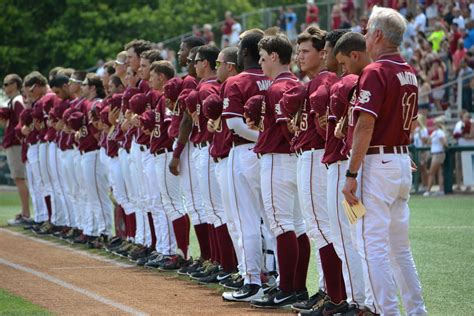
[352,54,418,147]
[221,68,272,144]
[2,95,24,148]
[189,77,220,144]
[254,72,301,154]
[169,75,198,138]
[209,83,232,159]
[293,71,339,152]
[150,94,174,154]
[322,74,358,164]
[36,92,59,143]
[137,79,150,94]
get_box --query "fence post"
[444,147,454,194]
[457,75,463,115]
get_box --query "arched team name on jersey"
[396,71,418,87]
[256,79,272,91]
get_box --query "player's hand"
[342,177,359,206]
[130,114,139,127]
[244,114,258,131]
[207,119,216,133]
[287,119,298,134]
[169,157,180,176]
[410,158,418,173]
[74,131,80,142]
[109,107,120,126]
[316,112,327,130]
[21,125,31,136]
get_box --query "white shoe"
[222,284,264,302]
[422,191,431,197]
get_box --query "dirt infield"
[0,228,290,315]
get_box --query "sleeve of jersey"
[182,78,198,90]
[222,82,244,118]
[353,68,384,118]
[14,99,25,120]
[329,94,346,121]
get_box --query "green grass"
[0,289,50,315]
[0,191,473,314]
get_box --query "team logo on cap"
[358,89,371,104]
[275,103,282,115]
[223,98,229,109]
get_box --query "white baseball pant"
[26,144,48,222]
[296,149,332,290]
[25,159,46,223]
[178,142,207,225]
[227,144,276,285]
[357,153,427,315]
[73,149,87,231]
[57,149,76,227]
[81,150,113,237]
[143,150,177,255]
[196,146,226,227]
[47,142,70,226]
[327,160,365,306]
[108,155,134,217]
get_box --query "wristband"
[345,170,358,178]
[173,142,185,159]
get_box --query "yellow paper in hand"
[342,200,366,224]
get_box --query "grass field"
[0,190,473,314]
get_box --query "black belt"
[80,148,97,155]
[193,141,208,149]
[213,155,228,163]
[139,144,150,152]
[232,138,253,147]
[153,147,173,156]
[366,145,409,155]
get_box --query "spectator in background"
[424,116,448,197]
[428,22,446,53]
[1,74,30,225]
[221,11,234,48]
[418,74,432,116]
[279,7,287,32]
[229,18,242,47]
[459,59,474,113]
[453,40,467,74]
[453,111,473,191]
[404,13,417,45]
[449,23,462,56]
[285,7,298,42]
[463,21,474,49]
[192,24,202,38]
[443,4,454,25]
[95,59,105,76]
[412,114,430,192]
[331,0,343,30]
[342,0,355,28]
[203,24,215,46]
[401,41,414,62]
[428,57,446,110]
[414,6,427,33]
[426,0,439,27]
[305,0,319,26]
[453,7,465,30]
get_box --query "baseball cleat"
[189,262,219,280]
[177,257,202,275]
[137,251,161,266]
[222,284,264,302]
[250,289,297,309]
[158,254,189,271]
[219,272,244,290]
[104,236,123,252]
[298,300,349,316]
[291,289,329,313]
[128,245,151,262]
[334,305,380,316]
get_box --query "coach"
[342,6,427,316]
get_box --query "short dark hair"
[150,60,176,79]
[182,36,206,49]
[71,70,87,82]
[333,32,366,57]
[258,34,293,65]
[124,39,153,56]
[240,32,264,62]
[297,25,326,51]
[197,45,220,70]
[103,61,115,75]
[57,68,75,78]
[24,71,48,88]
[4,74,22,90]
[109,75,124,88]
[140,49,163,63]
[48,67,64,80]
[49,75,70,88]
[325,29,350,48]
[222,46,238,65]
[85,73,105,99]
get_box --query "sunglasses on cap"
[186,57,195,65]
[215,60,236,68]
[114,59,126,65]
[69,78,82,84]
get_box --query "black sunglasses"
[3,82,13,87]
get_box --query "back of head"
[325,29,350,48]
[333,32,366,56]
[124,39,153,56]
[150,60,176,80]
[103,61,116,75]
[140,49,163,63]
[258,33,293,65]
[221,46,238,65]
[24,71,48,88]
[50,75,70,88]
[57,68,75,78]
[368,6,407,46]
[71,70,87,82]
[183,36,206,50]
[240,31,265,63]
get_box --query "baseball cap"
[0,107,12,120]
[100,106,111,126]
[202,93,223,120]
[122,87,141,110]
[244,94,265,126]
[31,106,45,120]
[164,77,184,102]
[67,111,85,131]
[280,85,307,116]
[139,110,155,132]
[108,93,123,111]
[62,107,79,124]
[52,101,70,120]
[185,90,199,114]
[309,84,330,112]
[19,109,34,126]
[177,88,192,112]
[129,93,150,115]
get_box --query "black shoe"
[177,257,202,275]
[299,300,349,316]
[136,251,161,266]
[144,254,170,269]
[336,305,379,316]
[128,246,151,261]
[197,270,225,284]
[250,289,297,309]
[215,270,233,283]
[292,289,329,312]
[222,284,264,302]
[158,255,190,271]
[104,236,122,251]
[219,272,243,290]
[190,263,219,280]
[295,289,309,302]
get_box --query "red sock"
[172,215,190,258]
[208,224,216,262]
[115,205,126,238]
[125,213,136,239]
[277,231,299,293]
[294,233,311,292]
[45,196,52,222]
[147,213,156,249]
[319,243,347,303]
[194,223,211,260]
[216,224,237,272]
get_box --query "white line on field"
[411,226,473,229]
[51,265,122,270]
[0,257,148,316]
[0,228,134,268]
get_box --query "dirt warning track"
[0,229,290,315]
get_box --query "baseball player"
[246,33,309,309]
[1,74,30,225]
[342,7,427,315]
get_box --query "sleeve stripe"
[353,106,378,118]
[221,111,244,117]
[276,118,288,122]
